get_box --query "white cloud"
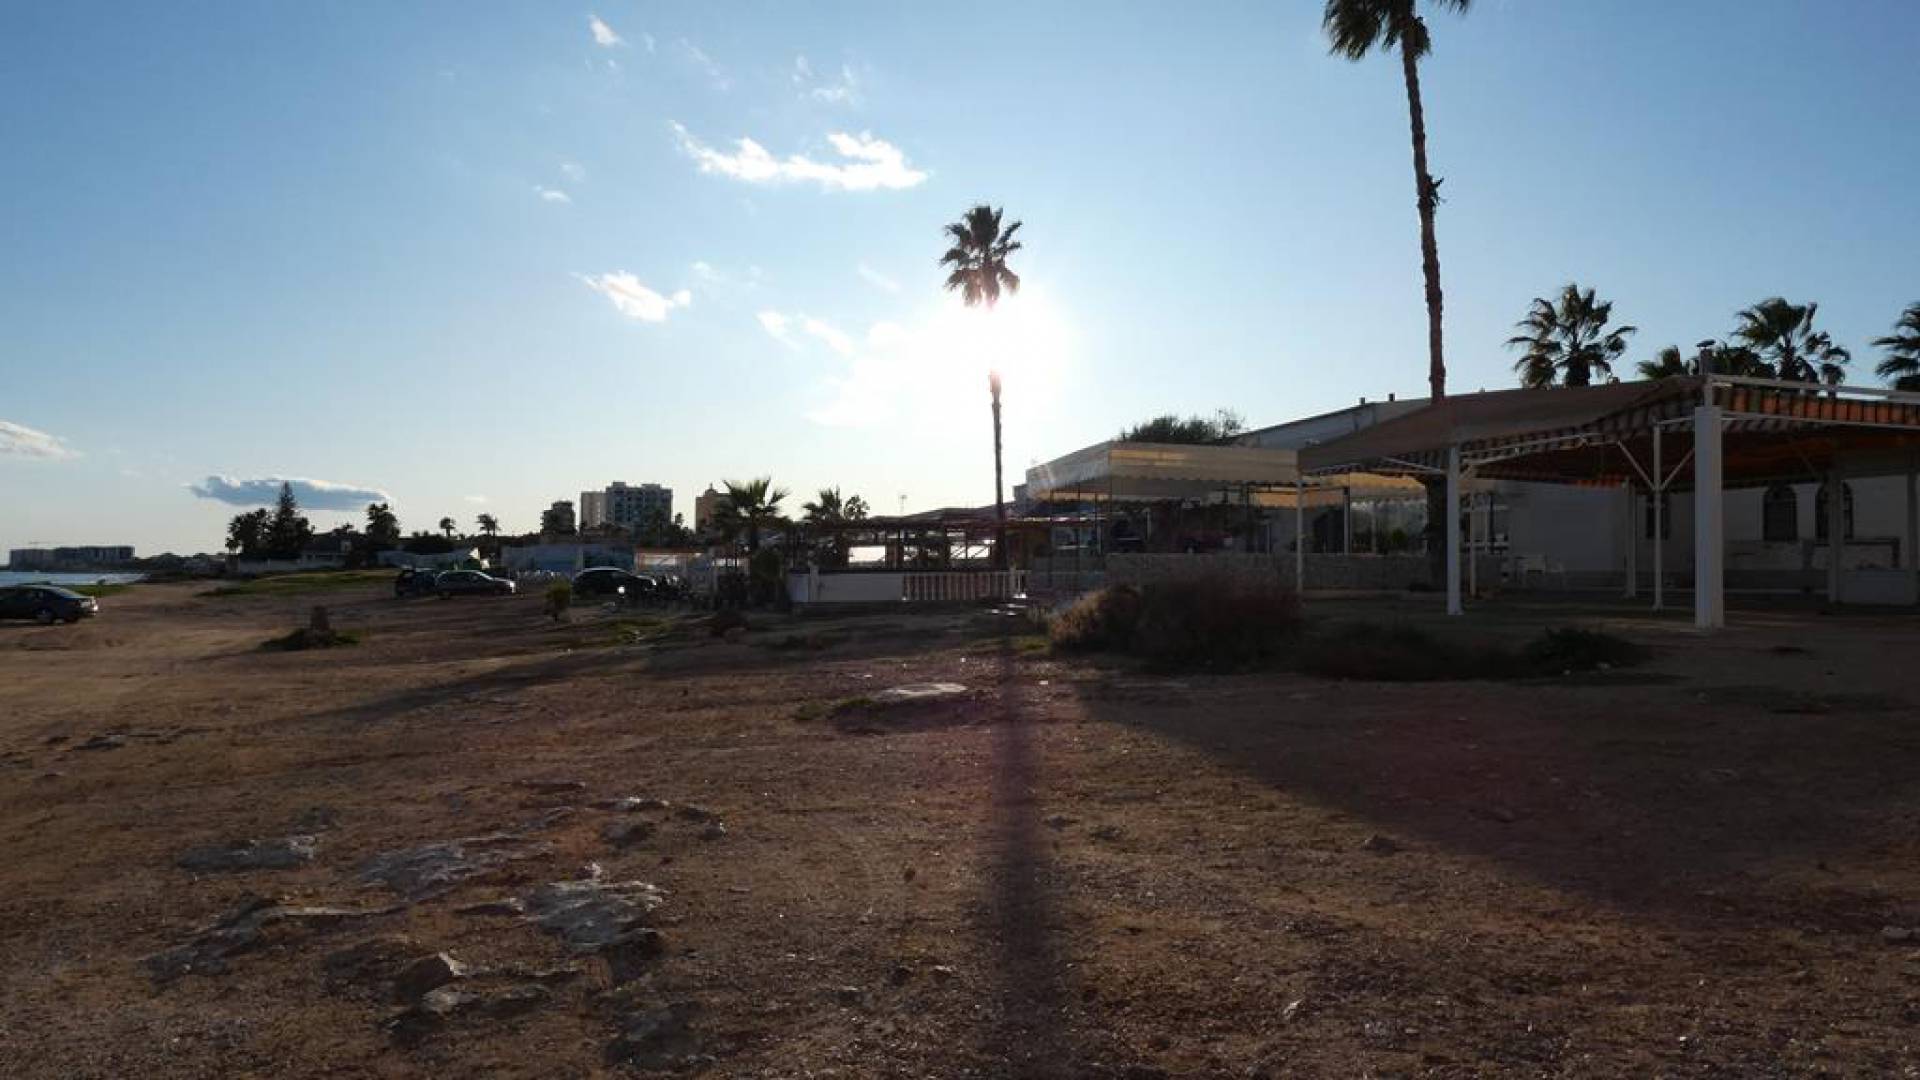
[189,475,390,511]
[676,39,728,89]
[0,420,78,460]
[801,317,855,357]
[577,272,691,322]
[758,310,858,357]
[691,260,718,282]
[670,123,926,192]
[757,310,796,347]
[463,494,488,504]
[559,161,585,181]
[589,14,623,47]
[857,262,901,294]
[793,56,860,105]
[534,185,571,203]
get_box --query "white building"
[580,482,673,531]
[1028,378,1920,610]
[498,541,636,574]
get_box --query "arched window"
[1814,482,1854,542]
[1762,484,1798,542]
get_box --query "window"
[1643,493,1672,540]
[1814,481,1855,542]
[1762,484,1798,542]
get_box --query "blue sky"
[3,1,1917,555]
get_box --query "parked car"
[0,584,100,624]
[434,570,516,596]
[393,568,438,598]
[571,567,657,603]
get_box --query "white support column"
[1294,477,1305,593]
[1342,486,1353,555]
[1468,492,1479,599]
[1623,482,1638,598]
[1446,444,1462,615]
[1827,464,1845,604]
[1652,426,1665,612]
[1694,406,1725,629]
[1907,451,1918,605]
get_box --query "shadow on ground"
[1076,665,1920,929]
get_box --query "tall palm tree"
[1733,297,1850,385]
[802,487,869,568]
[1507,283,1636,388]
[801,487,847,526]
[1637,345,1689,381]
[1872,302,1920,391]
[475,514,499,554]
[1324,0,1471,402]
[438,516,456,539]
[1637,341,1773,381]
[717,477,789,553]
[940,204,1023,568]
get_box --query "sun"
[922,286,1075,395]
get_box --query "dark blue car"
[0,584,99,624]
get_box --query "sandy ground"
[3,580,1919,1078]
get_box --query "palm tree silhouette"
[1507,283,1636,388]
[1872,302,1920,391]
[438,516,456,539]
[1733,298,1850,385]
[1637,345,1689,381]
[718,477,789,553]
[1637,342,1772,381]
[941,204,1023,568]
[1324,0,1471,402]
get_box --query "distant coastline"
[0,571,146,587]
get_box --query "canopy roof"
[1025,440,1301,502]
[1301,377,1920,489]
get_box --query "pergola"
[1300,374,1920,627]
[1023,438,1464,580]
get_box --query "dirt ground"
[3,580,1920,1078]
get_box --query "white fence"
[788,569,1026,606]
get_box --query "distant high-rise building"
[8,546,135,570]
[694,485,732,532]
[580,482,673,532]
[544,500,576,535]
[578,490,608,530]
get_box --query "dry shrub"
[1051,575,1301,669]
[1297,622,1647,682]
[260,627,360,651]
[1294,622,1496,681]
[1049,584,1145,653]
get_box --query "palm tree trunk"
[1401,40,1445,403]
[1401,39,1451,586]
[990,371,1007,569]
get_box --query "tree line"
[223,489,516,561]
[1507,288,1920,392]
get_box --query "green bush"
[545,580,572,622]
[1294,622,1503,681]
[1050,575,1301,669]
[1520,626,1648,673]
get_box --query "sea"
[0,571,146,587]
